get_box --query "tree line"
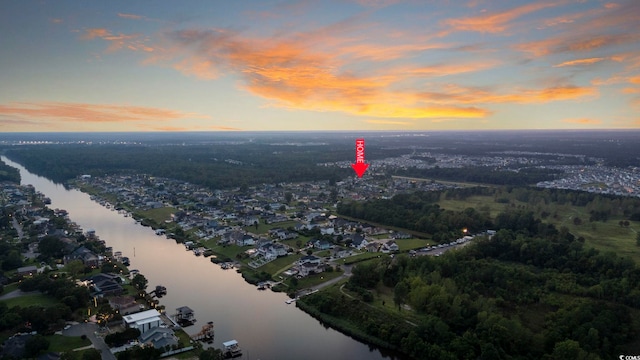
[0,160,20,183]
[302,210,640,359]
[3,144,356,189]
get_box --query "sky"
[1,0,639,132]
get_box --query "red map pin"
[351,138,369,178]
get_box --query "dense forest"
[338,187,640,241]
[338,191,492,241]
[3,143,368,188]
[301,211,640,359]
[0,160,20,184]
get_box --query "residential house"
[16,265,38,277]
[140,327,178,350]
[296,255,324,277]
[298,255,322,266]
[86,273,123,297]
[313,239,332,250]
[220,230,244,245]
[350,234,368,249]
[257,242,288,260]
[108,296,141,315]
[236,234,256,247]
[319,226,335,235]
[123,309,162,333]
[331,247,350,259]
[65,246,101,268]
[391,232,411,239]
[383,240,399,252]
[366,243,380,252]
[299,261,324,277]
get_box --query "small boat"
[285,298,297,304]
[222,339,242,358]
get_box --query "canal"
[2,156,396,360]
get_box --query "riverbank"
[295,285,408,358]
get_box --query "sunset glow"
[1,1,639,131]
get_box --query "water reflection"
[2,156,396,360]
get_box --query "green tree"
[131,274,148,291]
[38,235,66,259]
[284,192,293,204]
[1,250,23,271]
[636,231,640,247]
[24,334,50,358]
[65,259,85,278]
[81,349,103,360]
[394,281,410,310]
[548,339,599,360]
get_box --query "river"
[2,156,396,360]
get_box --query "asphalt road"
[62,322,116,360]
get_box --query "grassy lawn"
[337,214,430,239]
[258,253,303,275]
[438,195,511,218]
[547,207,640,259]
[47,334,92,352]
[1,282,19,295]
[0,293,59,308]
[438,194,640,261]
[137,207,175,224]
[343,251,388,265]
[243,220,297,235]
[396,238,433,251]
[295,270,344,289]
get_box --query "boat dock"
[190,321,214,343]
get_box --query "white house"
[123,309,162,333]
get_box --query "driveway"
[63,322,116,360]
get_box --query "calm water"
[3,156,397,360]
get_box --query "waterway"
[2,156,396,360]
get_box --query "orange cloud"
[629,76,640,84]
[399,60,500,77]
[443,1,561,33]
[0,102,210,123]
[517,33,638,57]
[553,57,604,67]
[365,119,411,125]
[148,29,498,120]
[419,84,597,105]
[151,125,241,131]
[82,28,111,40]
[562,118,602,125]
[173,57,219,79]
[118,13,143,20]
[81,28,153,53]
[621,88,640,94]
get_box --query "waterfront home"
[257,242,287,260]
[65,246,101,267]
[86,273,123,297]
[299,261,324,277]
[123,309,163,333]
[297,255,322,266]
[236,234,256,247]
[140,327,178,350]
[108,296,141,315]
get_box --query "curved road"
[62,322,116,360]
